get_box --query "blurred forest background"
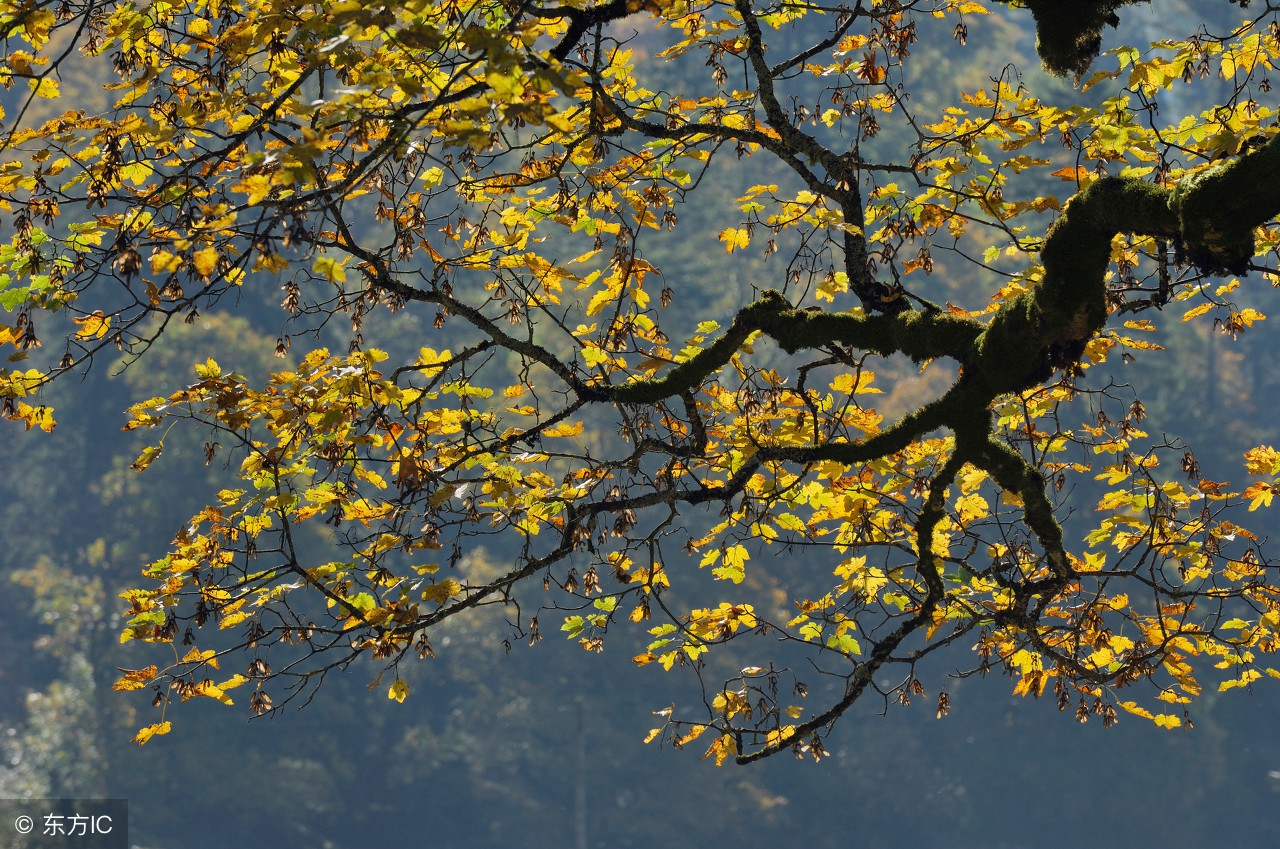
[3,3,1280,847]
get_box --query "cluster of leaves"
[4,0,1280,765]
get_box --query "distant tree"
[3,0,1280,764]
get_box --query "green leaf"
[348,592,376,613]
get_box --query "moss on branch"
[1018,0,1147,77]
[1171,136,1280,273]
[969,176,1176,399]
[608,290,984,406]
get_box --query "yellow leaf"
[73,311,111,340]
[701,734,736,766]
[14,402,54,433]
[191,679,233,705]
[774,513,806,532]
[30,77,59,98]
[955,493,989,525]
[193,247,219,280]
[676,723,707,746]
[120,161,153,186]
[130,444,162,473]
[1083,337,1113,364]
[835,557,887,599]
[583,345,612,367]
[342,498,393,526]
[112,665,158,691]
[388,679,410,703]
[718,227,750,252]
[1218,669,1262,691]
[151,251,183,274]
[1010,649,1041,674]
[1117,700,1153,719]
[1088,647,1114,667]
[1051,165,1089,181]
[830,371,881,395]
[1080,551,1106,572]
[1153,713,1182,729]
[313,255,347,283]
[1244,481,1274,511]
[1245,445,1280,475]
[235,174,274,205]
[132,721,172,745]
[543,420,584,438]
[181,646,219,668]
[959,467,988,493]
[1236,308,1266,327]
[1182,302,1213,322]
[421,577,462,604]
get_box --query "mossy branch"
[1018,0,1145,78]
[608,291,984,406]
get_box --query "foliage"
[4,0,1280,766]
[0,559,106,798]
